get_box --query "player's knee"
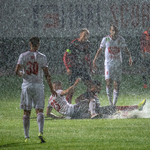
[36,109,43,114]
[24,110,31,116]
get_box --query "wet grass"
[0,74,150,150]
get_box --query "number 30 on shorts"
[26,61,39,75]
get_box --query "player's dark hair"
[110,24,118,32]
[53,81,62,86]
[93,80,101,86]
[29,37,40,47]
[80,28,89,35]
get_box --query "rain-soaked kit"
[0,0,150,119]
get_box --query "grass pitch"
[0,74,150,150]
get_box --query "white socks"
[106,87,119,106]
[113,89,119,106]
[37,113,44,134]
[106,86,113,106]
[23,115,30,138]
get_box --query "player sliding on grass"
[46,78,101,119]
[46,79,146,119]
[74,81,146,117]
[15,37,57,143]
[93,25,132,106]
[63,28,94,104]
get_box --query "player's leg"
[89,99,96,116]
[81,68,93,93]
[20,84,33,142]
[112,63,122,106]
[73,100,90,119]
[106,79,113,105]
[115,99,146,111]
[105,64,113,105]
[23,110,31,142]
[99,106,116,115]
[66,67,77,104]
[113,80,120,106]
[34,85,45,143]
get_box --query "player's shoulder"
[19,50,30,57]
[37,51,47,58]
[103,35,110,40]
[101,35,110,42]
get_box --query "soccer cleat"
[143,84,147,89]
[24,137,30,143]
[138,99,146,111]
[91,113,103,119]
[38,132,46,143]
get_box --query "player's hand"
[51,90,57,97]
[129,57,132,66]
[67,69,72,75]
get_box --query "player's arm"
[43,67,57,96]
[60,78,81,96]
[93,47,103,70]
[63,51,72,75]
[15,64,23,77]
[123,46,132,66]
[46,106,64,119]
[75,93,86,103]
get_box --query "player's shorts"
[20,83,45,110]
[104,62,122,82]
[71,100,90,119]
[68,67,92,86]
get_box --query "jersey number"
[26,61,38,75]
[50,97,60,112]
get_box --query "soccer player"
[15,37,57,143]
[140,24,150,88]
[63,28,94,104]
[93,25,132,106]
[75,81,146,116]
[46,78,101,119]
[47,79,146,119]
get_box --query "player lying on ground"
[46,78,100,119]
[46,80,146,119]
[75,81,146,117]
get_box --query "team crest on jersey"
[106,38,110,41]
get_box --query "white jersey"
[17,51,48,84]
[48,90,74,116]
[100,35,127,65]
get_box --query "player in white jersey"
[15,37,57,143]
[46,78,101,119]
[93,25,132,106]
